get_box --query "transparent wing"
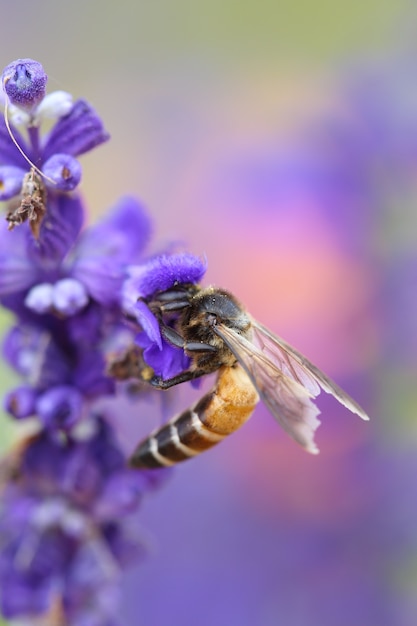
[250,319,369,421]
[214,319,369,455]
[214,323,321,454]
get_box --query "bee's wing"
[250,320,369,422]
[214,319,369,455]
[214,323,322,454]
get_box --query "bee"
[128,285,369,469]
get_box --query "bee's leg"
[147,285,198,312]
[161,325,216,353]
[160,325,186,348]
[156,298,191,313]
[150,368,207,389]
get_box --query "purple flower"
[71,196,152,306]
[43,99,110,160]
[123,253,206,378]
[0,56,209,626]
[0,165,27,199]
[2,59,47,111]
[0,419,166,622]
[136,329,191,379]
[0,60,108,202]
[4,385,37,419]
[0,194,152,430]
[42,153,82,191]
[2,317,118,431]
[126,252,207,299]
[35,385,84,431]
[0,57,178,626]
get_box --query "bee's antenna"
[2,75,56,186]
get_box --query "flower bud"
[4,385,37,419]
[35,90,73,120]
[43,154,82,191]
[2,59,47,112]
[24,283,54,314]
[0,166,26,200]
[53,278,88,315]
[36,385,83,431]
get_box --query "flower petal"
[52,278,88,316]
[94,470,146,519]
[132,300,162,348]
[128,252,207,298]
[75,196,152,264]
[35,90,73,121]
[0,573,53,619]
[29,193,85,264]
[43,154,82,191]
[0,222,39,296]
[73,350,114,398]
[36,385,83,431]
[2,324,71,388]
[0,165,26,200]
[71,256,123,306]
[0,117,31,168]
[24,283,54,313]
[4,385,37,419]
[136,331,190,379]
[70,197,152,305]
[43,99,110,160]
[66,303,105,347]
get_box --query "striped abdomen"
[129,365,259,469]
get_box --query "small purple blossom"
[35,385,84,431]
[2,59,47,111]
[0,419,164,622]
[52,278,89,315]
[136,328,191,379]
[4,385,37,419]
[0,61,108,200]
[123,253,206,378]
[42,99,110,160]
[42,153,82,191]
[0,165,27,200]
[127,252,206,299]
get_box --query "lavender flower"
[2,59,47,112]
[0,58,170,624]
[123,253,207,379]
[0,418,159,623]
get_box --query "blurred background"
[1,1,417,624]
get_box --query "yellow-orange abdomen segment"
[129,365,259,469]
[197,365,259,434]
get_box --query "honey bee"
[128,285,369,469]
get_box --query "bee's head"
[177,286,252,368]
[192,287,251,334]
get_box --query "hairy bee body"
[126,285,369,469]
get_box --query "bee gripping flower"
[123,253,207,379]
